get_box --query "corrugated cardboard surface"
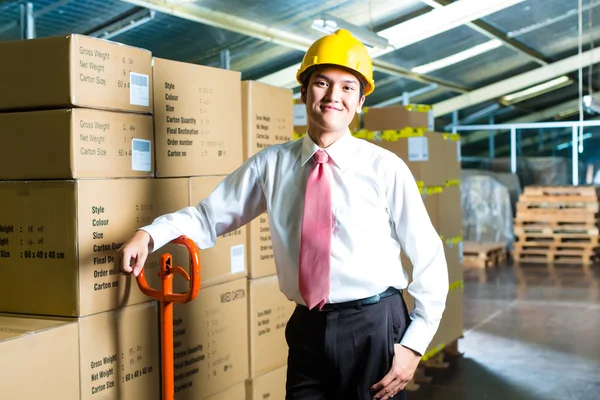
[189,176,248,288]
[0,178,189,317]
[368,133,446,187]
[241,81,293,278]
[0,109,154,179]
[445,242,463,285]
[153,58,243,177]
[438,185,462,239]
[246,365,287,400]
[172,278,249,400]
[0,302,161,400]
[0,317,80,399]
[78,301,160,400]
[443,136,462,183]
[0,34,152,113]
[422,192,440,234]
[248,275,295,378]
[363,106,432,131]
[203,382,245,400]
[427,288,463,354]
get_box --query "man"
[121,29,448,400]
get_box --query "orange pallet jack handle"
[136,235,201,400]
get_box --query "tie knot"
[314,150,329,164]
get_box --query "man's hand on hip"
[370,344,421,400]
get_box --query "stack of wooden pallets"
[513,185,600,265]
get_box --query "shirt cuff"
[138,222,181,253]
[399,317,438,356]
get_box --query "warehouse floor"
[407,261,600,400]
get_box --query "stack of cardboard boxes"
[148,58,250,400]
[242,82,296,400]
[362,105,464,357]
[0,34,297,399]
[0,34,161,399]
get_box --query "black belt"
[300,287,401,312]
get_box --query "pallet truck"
[136,236,201,400]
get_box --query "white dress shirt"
[142,130,449,355]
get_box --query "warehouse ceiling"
[1,0,600,157]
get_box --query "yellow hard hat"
[296,29,375,96]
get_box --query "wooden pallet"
[516,202,600,214]
[514,223,600,236]
[515,214,600,225]
[462,242,506,268]
[515,234,600,245]
[513,242,599,252]
[523,185,600,197]
[513,249,599,265]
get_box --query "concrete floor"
[407,261,600,400]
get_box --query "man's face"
[301,66,366,134]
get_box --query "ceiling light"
[412,40,503,74]
[310,15,389,49]
[378,0,525,50]
[500,76,573,105]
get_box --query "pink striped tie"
[299,149,332,310]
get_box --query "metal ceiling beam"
[119,0,470,93]
[460,99,581,146]
[0,0,72,36]
[120,0,312,51]
[433,46,600,117]
[421,0,548,66]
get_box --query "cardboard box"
[0,302,160,400]
[153,58,243,177]
[443,134,462,183]
[242,81,293,278]
[422,192,440,234]
[426,287,463,354]
[363,105,433,131]
[0,109,154,180]
[0,178,189,317]
[246,365,287,400]
[78,301,160,400]
[368,132,446,187]
[203,382,245,400]
[248,275,295,378]
[0,34,152,113]
[172,278,249,399]
[445,241,463,286]
[189,176,248,288]
[438,184,462,239]
[0,317,80,399]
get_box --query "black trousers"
[285,291,410,400]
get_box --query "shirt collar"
[300,129,353,171]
